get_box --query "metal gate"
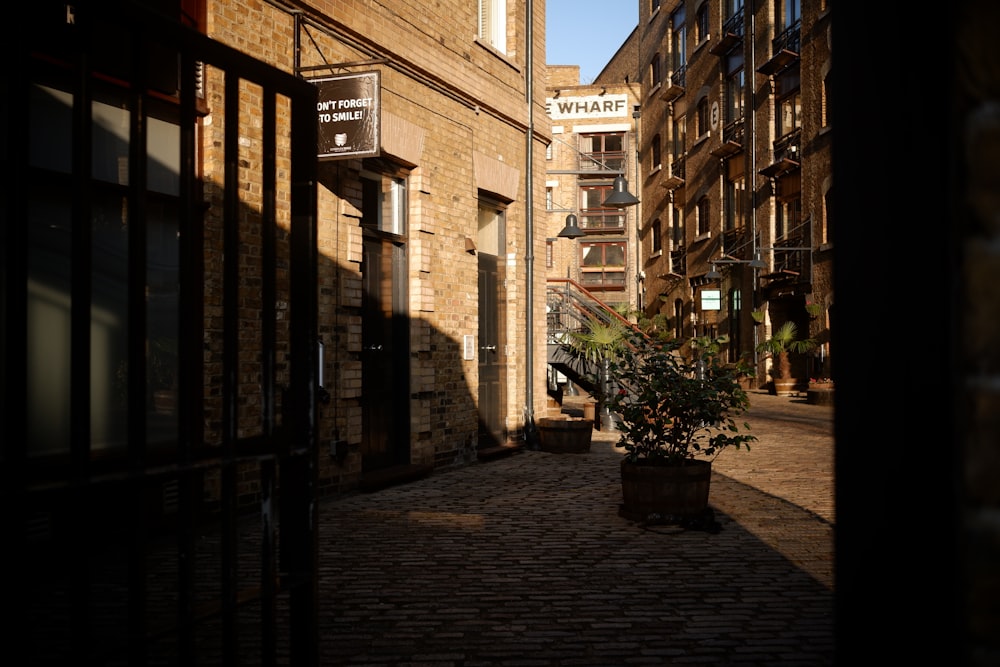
[3,1,320,664]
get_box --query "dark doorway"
[360,174,410,472]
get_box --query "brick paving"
[315,390,835,666]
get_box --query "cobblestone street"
[315,390,835,666]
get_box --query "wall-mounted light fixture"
[557,212,585,238]
[706,252,767,280]
[602,175,640,208]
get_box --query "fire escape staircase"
[545,278,638,398]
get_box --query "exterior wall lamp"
[706,252,767,280]
[557,212,585,238]
[602,175,640,207]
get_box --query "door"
[361,174,410,471]
[478,252,504,448]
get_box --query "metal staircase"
[545,278,635,396]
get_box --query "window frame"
[695,3,710,44]
[671,6,687,71]
[697,196,711,236]
[579,184,626,233]
[478,0,508,53]
[579,240,628,291]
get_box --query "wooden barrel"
[537,417,593,453]
[620,458,712,520]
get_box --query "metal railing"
[773,19,801,55]
[578,151,627,173]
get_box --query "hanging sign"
[314,71,381,160]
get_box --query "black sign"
[315,71,380,160]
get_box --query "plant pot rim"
[621,457,712,468]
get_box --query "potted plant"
[563,315,633,431]
[807,377,835,405]
[600,328,757,525]
[755,321,817,396]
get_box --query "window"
[724,0,743,20]
[697,196,710,236]
[724,53,744,124]
[477,197,505,256]
[650,53,662,88]
[478,0,507,53]
[651,133,662,170]
[579,184,625,232]
[724,172,745,231]
[651,0,661,14]
[652,218,662,254]
[545,187,554,211]
[776,195,801,240]
[824,186,834,244]
[776,67,801,138]
[27,83,183,452]
[672,114,687,158]
[363,171,407,236]
[580,241,627,290]
[546,142,553,160]
[782,0,801,29]
[671,205,684,249]
[671,6,687,71]
[546,239,554,268]
[727,288,742,363]
[696,97,710,137]
[696,3,710,44]
[580,132,626,171]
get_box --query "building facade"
[6,0,550,660]
[544,65,642,317]
[206,0,553,489]
[632,0,832,389]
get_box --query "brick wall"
[203,0,551,491]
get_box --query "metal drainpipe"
[633,106,642,314]
[748,2,760,372]
[523,0,539,448]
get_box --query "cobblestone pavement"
[315,390,835,666]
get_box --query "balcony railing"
[722,11,745,40]
[723,118,744,145]
[721,227,752,259]
[773,19,801,55]
[670,157,686,180]
[670,64,686,89]
[773,129,801,164]
[670,247,687,276]
[578,151,626,173]
[580,210,625,233]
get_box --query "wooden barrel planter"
[770,378,798,396]
[807,384,835,405]
[537,417,593,453]
[619,459,712,521]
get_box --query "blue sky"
[546,1,639,84]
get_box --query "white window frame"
[479,0,507,53]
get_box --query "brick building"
[623,0,832,390]
[208,0,552,489]
[6,0,550,660]
[543,65,642,317]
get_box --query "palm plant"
[755,321,816,381]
